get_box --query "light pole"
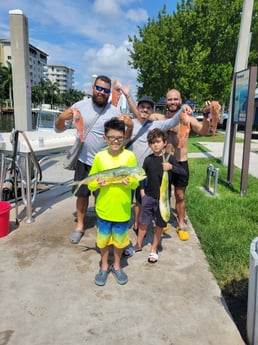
[222,0,255,165]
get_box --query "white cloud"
[82,41,138,97]
[93,0,121,17]
[1,0,171,98]
[126,8,149,22]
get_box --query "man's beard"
[92,93,108,107]
[167,104,181,114]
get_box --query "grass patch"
[186,156,258,289]
[187,131,243,153]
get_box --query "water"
[0,113,37,132]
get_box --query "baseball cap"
[137,96,154,107]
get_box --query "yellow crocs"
[176,227,190,241]
[163,225,169,232]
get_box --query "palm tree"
[48,81,60,109]
[0,61,13,108]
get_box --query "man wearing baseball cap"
[137,96,155,107]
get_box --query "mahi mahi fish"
[70,166,146,194]
[159,154,171,222]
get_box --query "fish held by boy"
[70,166,146,194]
[159,154,171,222]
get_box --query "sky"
[0,0,178,98]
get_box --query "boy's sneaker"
[111,266,128,285]
[95,269,108,286]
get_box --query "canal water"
[0,113,37,132]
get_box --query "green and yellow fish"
[70,166,146,194]
[159,154,170,222]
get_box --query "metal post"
[0,153,6,200]
[206,164,219,196]
[222,0,254,165]
[24,153,34,223]
[247,237,258,345]
[213,168,219,196]
[9,10,32,130]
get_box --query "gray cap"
[137,96,154,107]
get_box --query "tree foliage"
[0,63,85,110]
[0,61,13,107]
[128,0,258,107]
[31,79,85,108]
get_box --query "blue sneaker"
[95,269,108,286]
[111,266,128,285]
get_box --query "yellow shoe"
[176,227,190,241]
[163,225,169,232]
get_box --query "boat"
[32,107,61,131]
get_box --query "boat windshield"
[36,110,60,131]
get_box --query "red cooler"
[0,201,11,237]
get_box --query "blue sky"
[0,1,177,98]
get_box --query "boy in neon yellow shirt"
[88,118,139,286]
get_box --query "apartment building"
[0,38,48,87]
[0,39,74,92]
[46,64,74,92]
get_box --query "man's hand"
[60,108,73,121]
[55,107,73,131]
[182,104,193,116]
[120,85,130,98]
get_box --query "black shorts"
[73,160,92,198]
[139,194,167,228]
[171,161,189,188]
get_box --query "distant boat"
[33,108,61,131]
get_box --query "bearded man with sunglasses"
[55,75,133,244]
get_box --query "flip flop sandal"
[70,230,84,244]
[133,244,142,253]
[133,227,146,238]
[124,246,134,257]
[148,252,158,264]
[133,227,139,236]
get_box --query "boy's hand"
[162,162,172,171]
[96,177,109,187]
[121,177,130,185]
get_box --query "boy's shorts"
[139,194,167,228]
[97,218,130,249]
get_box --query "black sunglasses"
[95,85,111,94]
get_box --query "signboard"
[227,66,257,196]
[233,69,250,124]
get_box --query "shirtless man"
[122,86,200,241]
[150,89,210,240]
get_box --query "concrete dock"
[0,141,249,345]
